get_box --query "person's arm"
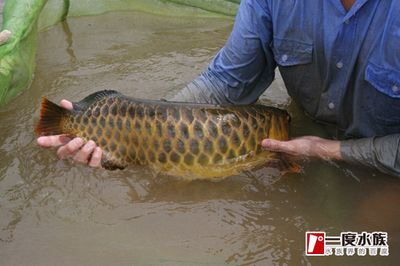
[341,134,400,176]
[261,135,400,177]
[172,0,275,104]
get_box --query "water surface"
[0,11,399,266]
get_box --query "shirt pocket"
[365,62,400,125]
[270,38,315,104]
[271,38,313,66]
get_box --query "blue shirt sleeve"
[173,0,276,105]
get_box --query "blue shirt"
[196,0,400,139]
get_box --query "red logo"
[306,232,326,256]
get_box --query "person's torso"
[266,0,400,138]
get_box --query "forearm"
[170,71,230,104]
[340,134,400,176]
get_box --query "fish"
[35,90,297,179]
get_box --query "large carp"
[36,90,295,179]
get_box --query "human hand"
[261,136,342,160]
[36,99,103,167]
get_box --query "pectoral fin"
[101,151,126,170]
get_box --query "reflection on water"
[0,11,399,266]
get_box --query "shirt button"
[392,85,399,93]
[328,102,335,110]
[336,61,343,69]
[281,54,288,62]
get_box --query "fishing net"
[0,0,239,107]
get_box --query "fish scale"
[36,90,293,179]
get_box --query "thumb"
[261,139,285,151]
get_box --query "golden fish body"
[36,90,291,179]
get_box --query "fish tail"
[35,97,70,136]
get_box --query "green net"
[0,0,239,107]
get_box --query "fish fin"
[73,90,122,111]
[35,97,70,136]
[264,153,302,174]
[101,152,126,170]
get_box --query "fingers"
[89,147,103,167]
[37,135,71,148]
[73,140,96,163]
[59,99,73,110]
[262,139,297,155]
[57,137,84,159]
[56,138,103,168]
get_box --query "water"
[0,11,399,266]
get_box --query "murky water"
[0,11,399,266]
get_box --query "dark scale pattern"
[163,139,172,153]
[167,122,176,138]
[110,104,118,116]
[145,121,152,134]
[100,139,107,147]
[135,121,141,132]
[184,153,194,166]
[136,105,145,119]
[221,120,231,136]
[138,149,147,163]
[193,121,204,139]
[146,107,156,120]
[156,106,167,122]
[213,153,223,164]
[117,118,123,131]
[156,120,163,137]
[108,117,114,127]
[196,109,208,123]
[179,122,189,139]
[203,138,213,154]
[105,129,112,138]
[93,106,100,117]
[170,152,180,163]
[197,153,209,166]
[96,128,102,137]
[242,123,250,139]
[176,139,185,154]
[230,131,241,147]
[189,139,199,155]
[153,139,160,150]
[239,145,247,156]
[125,120,131,131]
[114,131,120,142]
[102,104,109,116]
[119,101,127,116]
[169,107,180,122]
[124,132,130,143]
[87,126,93,136]
[110,142,117,152]
[207,120,218,138]
[218,136,228,154]
[83,116,89,125]
[128,106,135,119]
[182,108,194,124]
[99,117,106,128]
[158,152,167,164]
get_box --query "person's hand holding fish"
[37,99,103,168]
